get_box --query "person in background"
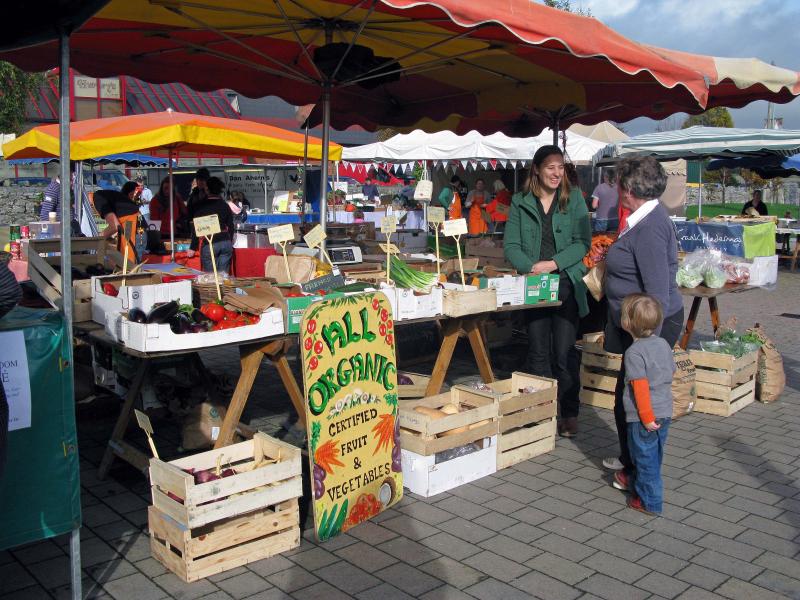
[187,176,234,273]
[602,156,683,483]
[0,260,21,481]
[485,180,512,231]
[362,177,381,207]
[504,145,591,438]
[741,189,768,216]
[96,182,146,264]
[353,209,365,224]
[465,178,489,234]
[187,167,210,213]
[135,176,153,220]
[39,173,82,236]
[150,177,189,238]
[618,293,674,515]
[437,176,463,220]
[399,178,416,202]
[227,190,250,225]
[591,169,620,232]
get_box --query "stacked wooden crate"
[148,433,302,582]
[689,350,758,416]
[397,373,432,398]
[489,372,557,469]
[579,333,622,410]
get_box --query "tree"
[0,61,43,134]
[681,107,734,129]
[543,0,592,16]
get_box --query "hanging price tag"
[442,218,467,237]
[427,206,445,224]
[379,243,400,254]
[193,214,221,237]
[381,216,397,234]
[268,223,296,244]
[303,224,327,249]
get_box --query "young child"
[618,293,675,515]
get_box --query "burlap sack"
[746,324,785,403]
[181,402,227,450]
[582,261,606,302]
[265,254,316,283]
[672,346,695,419]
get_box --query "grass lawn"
[685,204,800,220]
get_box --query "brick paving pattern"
[2,272,799,599]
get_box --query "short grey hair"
[616,156,667,200]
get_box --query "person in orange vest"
[485,179,512,231]
[465,178,489,234]
[437,176,462,220]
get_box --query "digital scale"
[292,237,363,265]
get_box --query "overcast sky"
[566,0,800,134]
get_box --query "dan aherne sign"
[300,292,402,541]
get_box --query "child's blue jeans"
[626,418,670,513]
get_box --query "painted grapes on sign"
[300,292,402,541]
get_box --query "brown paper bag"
[265,254,316,283]
[181,402,227,450]
[746,324,785,403]
[672,346,695,419]
[582,261,606,302]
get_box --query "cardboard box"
[376,229,428,252]
[524,274,560,304]
[91,273,194,325]
[107,307,284,353]
[400,437,497,497]
[385,286,443,321]
[479,275,525,306]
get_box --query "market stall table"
[776,227,800,271]
[679,283,753,350]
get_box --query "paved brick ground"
[2,271,799,600]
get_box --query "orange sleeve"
[631,378,656,424]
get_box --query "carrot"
[372,414,395,455]
[314,439,345,475]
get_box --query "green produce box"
[285,292,344,333]
[524,274,560,304]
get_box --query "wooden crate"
[689,350,758,416]
[399,386,498,455]
[579,333,621,410]
[442,287,497,317]
[27,237,122,322]
[489,372,557,469]
[148,433,302,581]
[398,373,432,398]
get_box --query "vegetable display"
[583,234,615,268]
[701,330,762,358]
[127,300,260,334]
[389,256,438,292]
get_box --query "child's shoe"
[612,470,629,491]
[627,495,656,516]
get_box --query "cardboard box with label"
[478,275,525,306]
[524,274,560,304]
[91,273,194,325]
[390,287,443,321]
[400,437,497,497]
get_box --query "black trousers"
[526,277,581,419]
[605,307,684,471]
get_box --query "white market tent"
[568,122,629,144]
[341,128,607,172]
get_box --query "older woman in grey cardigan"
[601,156,684,487]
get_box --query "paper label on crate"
[442,218,467,237]
[379,243,400,254]
[299,292,403,541]
[211,426,220,441]
[193,214,221,237]
[380,216,397,234]
[427,206,445,224]
[0,331,31,431]
[304,224,327,249]
[268,223,296,244]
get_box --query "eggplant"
[128,307,147,323]
[169,314,192,334]
[191,309,211,324]
[146,300,179,324]
[189,322,208,334]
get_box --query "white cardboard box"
[400,436,497,497]
[107,307,284,353]
[480,275,525,306]
[91,273,194,325]
[395,287,443,320]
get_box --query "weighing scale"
[293,237,363,265]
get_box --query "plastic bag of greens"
[703,264,727,288]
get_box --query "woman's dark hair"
[207,176,225,195]
[158,177,171,195]
[195,167,211,181]
[121,181,138,197]
[450,176,461,185]
[526,145,571,210]
[616,156,667,200]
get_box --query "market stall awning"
[3,0,797,136]
[8,152,172,166]
[1,110,342,162]
[595,126,800,163]
[708,153,800,179]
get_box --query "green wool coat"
[503,188,592,317]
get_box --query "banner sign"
[300,292,402,542]
[675,221,745,257]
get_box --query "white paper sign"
[379,243,400,254]
[381,216,397,234]
[193,214,221,237]
[442,218,467,237]
[428,206,445,224]
[304,224,327,249]
[0,331,31,431]
[268,223,296,244]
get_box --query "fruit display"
[125,300,261,334]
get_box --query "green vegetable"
[676,265,703,288]
[389,256,438,292]
[703,266,727,289]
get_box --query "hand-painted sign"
[300,292,402,541]
[193,215,221,237]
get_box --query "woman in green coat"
[504,145,591,437]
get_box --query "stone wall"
[0,186,44,224]
[686,183,800,208]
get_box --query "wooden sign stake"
[205,234,222,301]
[134,409,159,459]
[278,240,291,282]
[435,227,441,279]
[121,221,133,287]
[454,234,466,287]
[385,232,393,285]
[442,217,467,287]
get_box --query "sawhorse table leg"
[679,296,721,350]
[424,315,495,396]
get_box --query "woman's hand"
[186,249,195,258]
[530,260,557,275]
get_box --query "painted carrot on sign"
[315,439,345,474]
[372,414,395,455]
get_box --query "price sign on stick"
[427,207,446,279]
[134,409,159,459]
[381,216,397,234]
[194,215,223,300]
[268,224,296,282]
[379,243,400,254]
[121,221,133,287]
[304,224,339,274]
[380,217,398,285]
[442,218,468,287]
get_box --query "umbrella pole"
[301,121,309,222]
[169,148,175,260]
[318,85,332,257]
[698,165,703,220]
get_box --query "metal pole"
[57,30,81,600]
[318,85,332,256]
[698,165,703,220]
[301,121,309,222]
[169,149,175,260]
[552,119,559,147]
[73,161,82,226]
